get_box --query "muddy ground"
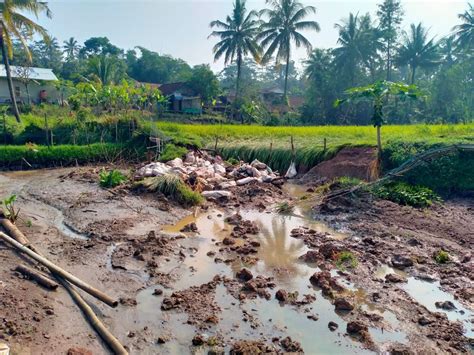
[0,166,472,355]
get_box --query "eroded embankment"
[0,165,473,354]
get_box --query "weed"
[275,202,294,214]
[334,177,362,188]
[372,182,441,208]
[99,169,127,188]
[159,144,188,162]
[335,251,358,270]
[226,157,240,165]
[434,250,450,264]
[1,194,20,222]
[140,174,203,206]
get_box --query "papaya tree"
[334,81,421,156]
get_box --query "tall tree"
[63,37,80,61]
[397,23,440,84]
[209,0,261,113]
[377,0,404,81]
[0,0,52,122]
[452,3,474,52]
[258,0,320,100]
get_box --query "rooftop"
[0,65,58,81]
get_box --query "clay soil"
[0,166,473,355]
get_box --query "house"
[158,82,202,114]
[261,87,305,113]
[0,65,59,104]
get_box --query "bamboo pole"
[56,277,128,355]
[15,264,59,290]
[0,231,118,308]
[0,215,37,251]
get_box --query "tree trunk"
[284,48,290,105]
[386,39,391,81]
[411,65,416,84]
[235,53,243,124]
[0,30,21,123]
[376,125,382,157]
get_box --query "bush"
[333,176,362,189]
[159,144,188,162]
[139,174,203,206]
[434,250,450,264]
[275,201,294,214]
[335,251,358,270]
[372,181,441,208]
[99,169,127,188]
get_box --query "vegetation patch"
[159,144,188,162]
[275,202,295,214]
[335,251,358,271]
[1,195,20,222]
[434,250,450,264]
[139,175,203,207]
[99,169,127,188]
[372,181,441,208]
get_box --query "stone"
[334,298,354,311]
[236,177,258,186]
[435,300,456,311]
[167,158,183,168]
[201,190,232,199]
[192,334,205,346]
[223,237,235,246]
[385,273,406,283]
[236,268,253,282]
[328,321,339,331]
[153,288,163,296]
[391,255,414,269]
[275,289,288,302]
[67,348,93,355]
[346,321,368,335]
[418,316,433,326]
[300,250,320,263]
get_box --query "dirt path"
[0,167,473,354]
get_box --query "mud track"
[0,167,472,354]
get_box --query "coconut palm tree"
[63,37,80,61]
[452,3,474,51]
[397,23,440,84]
[209,0,261,113]
[0,0,52,122]
[258,0,320,101]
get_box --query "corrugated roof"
[0,65,58,81]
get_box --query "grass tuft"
[99,169,127,188]
[140,174,203,206]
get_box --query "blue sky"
[37,0,468,71]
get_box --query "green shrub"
[159,144,188,162]
[335,251,358,270]
[139,174,203,206]
[226,157,239,165]
[372,181,441,208]
[434,250,450,264]
[275,201,294,214]
[334,176,362,189]
[99,169,127,188]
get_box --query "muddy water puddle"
[125,207,408,353]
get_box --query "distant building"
[0,65,59,104]
[158,82,202,114]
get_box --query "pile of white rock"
[135,151,281,198]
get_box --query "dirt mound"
[302,147,379,182]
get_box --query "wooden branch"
[14,264,59,290]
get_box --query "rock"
[157,336,168,344]
[328,321,339,331]
[391,255,414,269]
[385,273,406,283]
[180,222,198,233]
[251,159,267,170]
[346,321,368,335]
[192,334,205,346]
[167,158,183,168]
[213,163,226,175]
[184,152,196,164]
[67,348,93,355]
[407,238,422,246]
[319,242,343,259]
[275,289,288,302]
[435,300,456,311]
[236,177,258,185]
[236,268,253,282]
[153,288,163,296]
[418,316,433,326]
[219,181,237,189]
[334,297,354,311]
[300,250,320,263]
[223,237,235,245]
[202,190,232,199]
[280,337,303,352]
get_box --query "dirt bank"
[0,166,472,354]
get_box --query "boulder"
[213,163,226,175]
[236,177,258,186]
[251,159,267,170]
[346,321,368,335]
[202,190,232,199]
[334,297,354,311]
[275,289,288,302]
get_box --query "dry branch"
[14,264,59,290]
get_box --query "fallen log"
[0,231,118,308]
[56,277,128,355]
[15,264,59,290]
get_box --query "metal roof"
[0,65,58,81]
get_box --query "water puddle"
[403,277,474,338]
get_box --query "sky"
[36,0,468,72]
